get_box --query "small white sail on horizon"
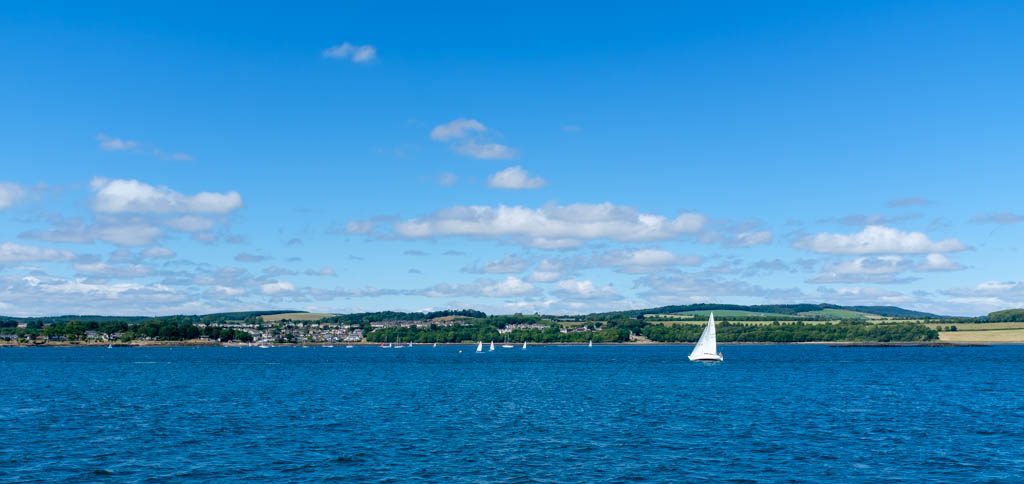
[476,341,483,353]
[522,341,527,350]
[489,341,495,352]
[688,312,724,362]
[588,340,593,348]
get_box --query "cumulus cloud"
[322,42,377,63]
[488,166,546,189]
[463,254,533,274]
[305,266,337,277]
[260,280,296,295]
[421,276,538,298]
[635,270,805,306]
[731,230,773,247]
[91,178,242,214]
[142,246,176,259]
[552,279,618,300]
[0,182,26,210]
[96,134,139,152]
[596,249,700,274]
[96,134,192,160]
[0,243,74,263]
[454,141,516,160]
[376,203,706,248]
[816,286,913,305]
[430,118,486,141]
[917,253,965,272]
[809,256,917,284]
[430,118,516,159]
[794,225,967,255]
[235,253,271,263]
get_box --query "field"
[260,312,336,322]
[925,322,1024,330]
[796,308,882,320]
[646,310,797,320]
[939,329,1024,342]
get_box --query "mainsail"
[688,313,721,361]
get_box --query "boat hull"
[688,353,724,362]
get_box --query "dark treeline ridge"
[0,315,255,342]
[587,303,943,320]
[319,309,486,326]
[365,316,938,343]
[641,321,938,343]
[986,309,1024,322]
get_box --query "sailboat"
[688,313,724,362]
[522,341,527,350]
[588,340,593,348]
[476,341,483,353]
[501,336,514,349]
[489,341,495,352]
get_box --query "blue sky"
[1,1,1022,316]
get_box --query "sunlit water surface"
[2,345,1023,482]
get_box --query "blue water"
[2,345,1023,482]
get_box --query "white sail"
[588,340,593,348]
[489,341,495,351]
[688,313,723,361]
[476,341,483,353]
[522,341,527,350]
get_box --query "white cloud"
[732,231,773,247]
[0,183,26,210]
[464,254,532,274]
[344,220,376,234]
[305,266,337,277]
[0,243,74,263]
[816,286,913,305]
[454,141,516,160]
[552,279,618,300]
[384,203,707,248]
[322,42,377,63]
[72,262,150,278]
[235,253,271,263]
[211,285,245,297]
[96,134,139,152]
[421,276,538,298]
[794,225,967,255]
[94,222,163,246]
[142,246,176,259]
[917,253,965,272]
[165,215,215,232]
[488,166,546,190]
[596,249,699,274]
[809,256,917,284]
[260,280,296,295]
[430,118,486,141]
[91,177,242,214]
[430,118,516,159]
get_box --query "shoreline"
[0,341,1004,348]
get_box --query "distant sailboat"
[476,341,483,353]
[489,341,495,352]
[588,340,593,348]
[522,341,527,350]
[433,342,438,348]
[688,313,724,362]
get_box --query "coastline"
[0,340,1002,348]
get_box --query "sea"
[1,344,1023,482]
